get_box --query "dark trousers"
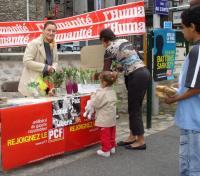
[125,67,150,135]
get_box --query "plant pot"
[72,81,78,93]
[66,80,73,94]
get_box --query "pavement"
[1,110,179,176]
[40,126,179,176]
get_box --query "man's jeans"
[180,129,200,176]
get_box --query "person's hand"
[164,95,178,104]
[48,65,55,73]
[91,92,96,96]
[116,65,123,72]
[48,88,55,96]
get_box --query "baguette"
[156,85,166,92]
[156,85,177,98]
[164,87,177,97]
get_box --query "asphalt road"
[35,126,179,176]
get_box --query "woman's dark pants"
[125,67,150,136]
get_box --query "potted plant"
[63,68,73,94]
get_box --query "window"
[88,0,95,12]
[116,0,126,5]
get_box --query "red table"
[0,95,100,171]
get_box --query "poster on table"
[0,1,146,48]
[154,0,169,15]
[52,96,81,128]
[153,29,176,81]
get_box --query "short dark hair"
[181,6,200,33]
[99,28,116,42]
[44,21,57,30]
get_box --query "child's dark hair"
[99,28,116,42]
[99,71,118,86]
[44,21,57,30]
[181,6,200,33]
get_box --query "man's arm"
[165,88,200,104]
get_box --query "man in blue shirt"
[165,6,200,176]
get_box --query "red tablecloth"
[0,95,100,170]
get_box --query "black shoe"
[125,144,146,150]
[117,140,135,146]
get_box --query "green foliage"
[111,60,123,72]
[27,81,38,88]
[62,67,99,84]
[43,67,100,88]
[44,71,65,88]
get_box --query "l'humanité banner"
[0,1,145,48]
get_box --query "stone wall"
[0,0,73,22]
[29,0,46,21]
[0,0,46,53]
[0,0,46,22]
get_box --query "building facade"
[0,0,73,22]
[0,0,190,51]
[0,0,144,22]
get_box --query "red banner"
[0,1,145,48]
[0,95,100,170]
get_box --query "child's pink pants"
[99,126,116,152]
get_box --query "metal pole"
[152,13,160,115]
[85,0,88,46]
[146,32,153,129]
[27,0,29,21]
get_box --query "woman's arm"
[23,43,46,72]
[103,59,112,71]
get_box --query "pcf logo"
[48,128,64,143]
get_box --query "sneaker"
[97,150,110,157]
[110,147,116,154]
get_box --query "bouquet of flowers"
[27,77,49,97]
[27,71,65,97]
[44,71,65,88]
